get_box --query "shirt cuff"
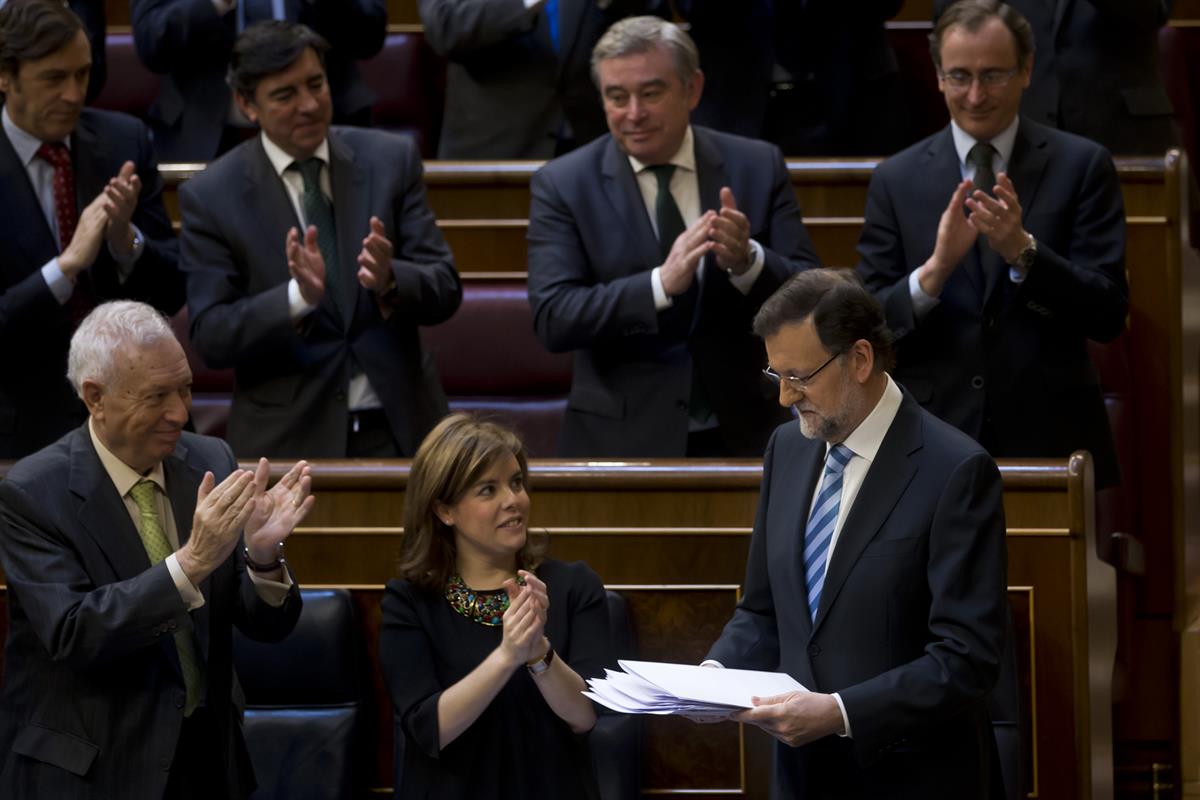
[523,0,542,7]
[213,0,235,13]
[108,225,145,278]
[831,691,852,738]
[727,240,765,295]
[288,278,318,321]
[248,566,294,608]
[699,659,724,668]
[651,266,672,311]
[166,553,205,611]
[908,268,940,319]
[41,258,74,305]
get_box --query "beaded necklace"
[445,572,526,626]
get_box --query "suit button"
[174,693,185,709]
[168,622,177,631]
[807,644,821,657]
[675,399,688,410]
[160,757,171,771]
[334,390,346,401]
[970,375,985,389]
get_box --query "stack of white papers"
[584,659,807,717]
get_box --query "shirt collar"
[950,115,1020,173]
[834,374,904,464]
[260,132,330,178]
[2,105,70,168]
[88,417,167,498]
[627,126,696,176]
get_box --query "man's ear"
[234,90,259,125]
[81,379,105,419]
[851,339,875,384]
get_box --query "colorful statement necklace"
[445,572,525,626]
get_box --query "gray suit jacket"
[708,393,1007,798]
[0,427,302,799]
[527,126,819,457]
[181,127,461,458]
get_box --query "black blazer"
[527,126,820,458]
[0,108,183,459]
[180,127,461,458]
[131,0,387,162]
[708,392,1008,798]
[0,427,302,798]
[856,118,1127,488]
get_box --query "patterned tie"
[36,141,94,325]
[967,141,996,197]
[290,158,348,322]
[648,164,685,262]
[803,444,853,624]
[129,480,204,715]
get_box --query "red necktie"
[36,142,77,250]
[36,141,94,324]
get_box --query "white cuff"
[41,259,74,305]
[727,240,765,295]
[288,278,318,321]
[166,553,205,611]
[831,691,852,738]
[699,659,724,668]
[213,0,236,14]
[248,565,293,608]
[908,268,940,319]
[651,266,672,311]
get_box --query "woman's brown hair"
[397,414,547,591]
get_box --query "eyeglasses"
[940,67,1019,91]
[762,352,841,390]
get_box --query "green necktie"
[648,164,686,261]
[968,141,996,197]
[291,157,348,322]
[129,479,203,716]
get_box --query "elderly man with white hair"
[0,300,314,799]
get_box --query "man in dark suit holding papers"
[706,269,1008,798]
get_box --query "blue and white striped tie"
[803,443,853,623]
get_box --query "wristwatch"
[1010,233,1038,271]
[527,645,555,675]
[243,543,285,573]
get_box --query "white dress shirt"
[259,132,383,412]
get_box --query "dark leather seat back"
[420,281,572,458]
[92,33,160,120]
[358,32,445,158]
[234,588,366,800]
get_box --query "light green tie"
[129,479,203,716]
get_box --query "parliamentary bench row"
[0,452,1116,799]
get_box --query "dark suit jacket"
[681,0,907,156]
[180,127,461,459]
[0,108,183,459]
[420,0,661,159]
[0,427,302,799]
[131,0,386,162]
[855,118,1127,488]
[934,0,1177,156]
[527,126,820,457]
[71,0,107,104]
[707,392,1008,798]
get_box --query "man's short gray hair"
[67,301,177,397]
[591,15,700,88]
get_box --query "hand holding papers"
[584,659,807,720]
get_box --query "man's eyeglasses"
[762,352,841,390]
[940,67,1019,91]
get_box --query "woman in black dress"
[380,414,610,799]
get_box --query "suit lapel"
[163,443,213,658]
[600,137,661,273]
[70,114,107,217]
[1052,0,1071,40]
[329,130,367,332]
[0,126,61,266]
[554,0,584,81]
[984,118,1050,305]
[811,396,921,635]
[786,439,825,641]
[67,428,154,581]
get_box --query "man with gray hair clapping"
[0,300,313,798]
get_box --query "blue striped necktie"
[803,443,853,623]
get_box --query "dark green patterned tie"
[291,158,347,322]
[648,164,686,261]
